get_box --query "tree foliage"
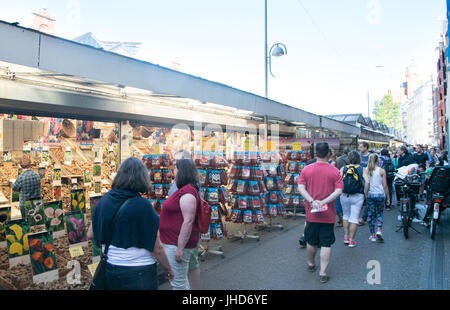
[373,94,401,130]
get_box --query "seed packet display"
[238,196,248,209]
[198,169,208,186]
[219,187,230,203]
[268,165,278,177]
[243,210,253,223]
[285,184,294,194]
[298,162,306,171]
[294,184,301,194]
[200,225,211,241]
[277,204,287,216]
[6,219,31,267]
[275,177,284,189]
[284,174,293,185]
[241,166,251,180]
[230,209,241,222]
[292,173,300,185]
[151,155,161,168]
[288,162,298,173]
[28,231,58,284]
[162,169,172,183]
[153,170,162,183]
[52,166,61,187]
[230,194,238,209]
[44,201,65,235]
[200,152,210,168]
[209,170,222,186]
[162,154,170,167]
[199,188,207,201]
[265,177,275,190]
[206,188,219,204]
[211,205,219,220]
[250,196,261,209]
[268,191,279,204]
[292,195,300,207]
[255,210,264,223]
[236,180,247,194]
[248,181,260,195]
[259,180,267,193]
[230,166,239,179]
[25,199,45,226]
[262,152,272,162]
[154,184,164,198]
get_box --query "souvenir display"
[194,152,229,241]
[283,150,311,216]
[227,152,265,227]
[142,154,173,215]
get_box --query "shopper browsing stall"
[89,157,174,290]
[12,158,41,219]
[159,158,201,290]
[298,142,343,283]
[167,149,201,290]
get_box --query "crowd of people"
[297,141,449,283]
[13,140,447,289]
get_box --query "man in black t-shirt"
[413,145,429,168]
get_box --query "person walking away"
[438,151,448,166]
[413,145,429,168]
[358,142,370,225]
[12,158,41,219]
[298,142,343,283]
[88,157,174,290]
[167,149,201,290]
[397,146,415,168]
[159,158,201,290]
[339,151,367,248]
[364,154,390,242]
[378,149,395,210]
[334,149,350,227]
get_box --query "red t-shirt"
[159,184,200,249]
[298,162,343,224]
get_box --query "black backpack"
[381,157,395,180]
[342,165,364,195]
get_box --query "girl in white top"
[364,154,390,242]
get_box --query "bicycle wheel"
[402,211,409,239]
[430,218,437,240]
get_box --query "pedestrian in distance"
[12,157,41,219]
[397,145,415,169]
[159,157,201,290]
[378,149,395,210]
[167,149,201,290]
[88,157,174,290]
[364,154,390,243]
[358,142,370,225]
[339,151,368,248]
[298,142,343,283]
[334,148,350,228]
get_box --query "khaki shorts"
[189,242,200,271]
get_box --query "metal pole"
[265,0,268,98]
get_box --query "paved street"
[160,202,450,290]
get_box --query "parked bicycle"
[394,173,422,239]
[424,166,450,239]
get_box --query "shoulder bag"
[89,198,131,290]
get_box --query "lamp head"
[272,45,285,57]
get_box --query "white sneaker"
[412,218,422,223]
[397,215,402,221]
[376,230,384,242]
[369,235,377,242]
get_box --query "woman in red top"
[159,158,200,290]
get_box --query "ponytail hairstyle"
[367,153,379,177]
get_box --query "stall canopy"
[0,20,360,136]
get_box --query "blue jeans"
[105,263,158,290]
[366,195,385,234]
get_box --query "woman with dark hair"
[159,158,201,290]
[378,149,394,210]
[88,157,174,290]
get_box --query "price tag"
[88,262,99,277]
[69,246,84,258]
[292,142,302,151]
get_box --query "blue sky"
[0,0,446,116]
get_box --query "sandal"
[307,264,316,272]
[319,275,329,283]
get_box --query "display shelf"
[226,152,265,242]
[257,151,288,231]
[283,151,310,218]
[142,154,173,215]
[194,151,229,259]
